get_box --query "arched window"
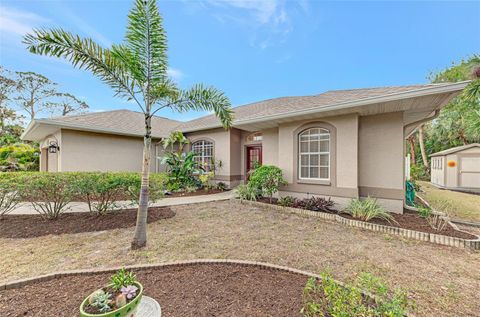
[192,140,214,172]
[298,128,330,180]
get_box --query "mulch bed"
[0,264,308,317]
[0,207,175,239]
[256,199,477,240]
[167,188,228,198]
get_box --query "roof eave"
[180,81,470,133]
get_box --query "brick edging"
[0,259,337,291]
[240,200,480,250]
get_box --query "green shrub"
[345,197,394,222]
[21,172,78,219]
[0,143,39,171]
[417,205,432,218]
[216,182,227,191]
[236,184,258,202]
[301,272,411,317]
[126,172,167,206]
[162,151,202,191]
[278,196,296,207]
[0,177,21,217]
[248,165,287,202]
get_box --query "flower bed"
[0,260,411,317]
[0,207,174,239]
[249,199,480,250]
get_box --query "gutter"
[181,81,470,133]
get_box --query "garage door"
[459,156,480,188]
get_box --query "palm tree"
[24,0,233,249]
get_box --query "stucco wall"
[358,112,404,195]
[185,128,240,182]
[277,114,359,192]
[59,129,157,172]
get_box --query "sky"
[1,0,479,122]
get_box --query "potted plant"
[80,269,143,317]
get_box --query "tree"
[46,92,89,116]
[0,67,16,107]
[14,71,58,120]
[24,0,233,249]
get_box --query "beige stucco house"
[430,143,480,191]
[22,82,468,213]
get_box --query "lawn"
[1,200,479,316]
[417,181,480,222]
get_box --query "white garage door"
[460,157,480,188]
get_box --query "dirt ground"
[0,264,308,317]
[1,200,479,317]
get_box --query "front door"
[246,145,262,178]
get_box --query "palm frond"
[126,0,168,85]
[168,84,233,129]
[23,28,140,105]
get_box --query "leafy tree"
[14,71,58,120]
[0,67,16,107]
[24,0,233,248]
[161,130,189,153]
[46,92,89,116]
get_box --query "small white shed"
[430,143,480,191]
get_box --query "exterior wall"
[435,147,480,190]
[58,129,157,172]
[39,131,62,172]
[430,156,445,187]
[358,112,404,212]
[185,128,242,186]
[277,113,359,199]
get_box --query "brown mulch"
[257,199,477,240]
[0,207,175,239]
[167,188,228,198]
[0,264,308,317]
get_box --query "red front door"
[246,146,262,178]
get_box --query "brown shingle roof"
[430,143,480,157]
[41,109,181,138]
[177,84,454,131]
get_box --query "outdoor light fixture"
[48,141,60,154]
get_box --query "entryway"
[246,145,262,177]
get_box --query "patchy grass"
[417,181,480,222]
[1,200,480,316]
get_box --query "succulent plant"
[115,293,127,308]
[90,291,112,313]
[111,268,137,291]
[120,285,138,300]
[88,289,105,305]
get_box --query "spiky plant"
[24,0,233,249]
[345,197,394,222]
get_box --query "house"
[430,143,480,192]
[22,82,468,213]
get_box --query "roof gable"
[430,143,480,157]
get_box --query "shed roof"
[430,143,480,157]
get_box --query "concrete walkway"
[10,190,236,215]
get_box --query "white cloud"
[0,6,49,36]
[167,67,184,82]
[197,0,307,50]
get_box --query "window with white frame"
[299,128,330,180]
[192,140,214,172]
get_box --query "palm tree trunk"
[418,125,429,176]
[131,114,152,249]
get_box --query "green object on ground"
[405,181,415,206]
[79,282,143,317]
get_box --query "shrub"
[295,196,336,213]
[198,172,215,191]
[21,172,78,219]
[345,197,394,222]
[0,143,39,171]
[301,272,411,317]
[216,182,227,191]
[427,213,449,232]
[126,172,167,207]
[162,151,202,191]
[248,165,287,202]
[0,177,21,218]
[236,184,258,201]
[417,205,432,218]
[278,196,296,207]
